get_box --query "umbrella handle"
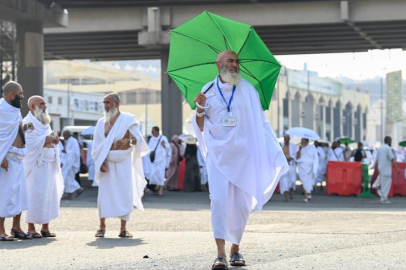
[195,102,210,110]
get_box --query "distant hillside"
[339,76,406,103]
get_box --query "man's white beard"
[34,106,51,125]
[104,106,118,123]
[220,65,241,85]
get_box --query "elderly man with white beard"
[193,50,288,269]
[61,130,84,199]
[92,93,149,238]
[0,81,33,241]
[23,96,64,238]
[296,138,319,203]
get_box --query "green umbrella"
[399,140,406,147]
[167,11,281,110]
[338,137,354,144]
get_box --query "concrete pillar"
[298,95,303,127]
[329,105,334,142]
[351,109,356,140]
[16,20,44,117]
[312,102,317,131]
[161,49,183,138]
[288,94,293,129]
[359,107,364,142]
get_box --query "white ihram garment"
[197,147,208,185]
[0,98,29,218]
[92,112,149,220]
[296,144,319,193]
[315,146,326,184]
[193,77,288,245]
[86,141,97,187]
[23,112,64,224]
[143,135,171,186]
[327,147,345,162]
[61,137,81,193]
[279,141,298,194]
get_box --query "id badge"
[223,115,237,127]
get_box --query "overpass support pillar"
[161,49,183,138]
[16,21,44,116]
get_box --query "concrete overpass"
[1,0,406,137]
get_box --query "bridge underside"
[42,20,406,61]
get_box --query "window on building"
[48,96,53,104]
[58,97,63,105]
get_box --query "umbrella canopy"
[399,140,406,147]
[335,136,354,144]
[167,11,281,111]
[81,126,95,136]
[179,134,196,145]
[285,127,321,140]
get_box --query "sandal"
[28,232,43,239]
[76,187,84,198]
[40,230,56,237]
[10,229,32,240]
[0,235,14,241]
[212,257,228,270]
[118,231,133,238]
[95,230,105,238]
[230,252,246,266]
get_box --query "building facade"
[267,67,370,142]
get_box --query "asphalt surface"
[1,179,406,270]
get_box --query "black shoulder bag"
[149,136,162,163]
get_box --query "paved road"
[1,180,406,270]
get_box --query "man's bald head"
[3,81,22,97]
[104,93,120,104]
[27,96,45,112]
[3,81,24,108]
[216,50,238,63]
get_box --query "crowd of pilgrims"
[69,130,209,199]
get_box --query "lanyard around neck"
[216,76,236,113]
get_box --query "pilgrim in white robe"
[327,147,345,162]
[0,98,29,218]
[279,142,298,194]
[92,112,149,221]
[61,136,81,193]
[197,147,208,185]
[315,146,327,185]
[296,144,319,193]
[193,77,288,245]
[23,112,64,224]
[86,141,97,187]
[143,135,171,186]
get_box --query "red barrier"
[326,161,362,196]
[275,183,280,194]
[82,149,87,165]
[392,163,406,196]
[177,159,186,190]
[372,165,403,198]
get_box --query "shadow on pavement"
[0,237,57,250]
[86,238,144,249]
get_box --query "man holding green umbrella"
[193,50,288,269]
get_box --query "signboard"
[287,70,342,96]
[71,97,104,114]
[386,71,403,124]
